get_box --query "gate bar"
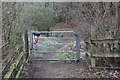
[33,59,77,61]
[32,51,76,53]
[33,37,74,39]
[32,31,74,33]
[33,43,74,46]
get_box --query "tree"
[21,3,55,31]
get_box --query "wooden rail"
[4,52,24,78]
[91,53,120,57]
[89,38,120,69]
[2,46,23,74]
[2,30,29,79]
[91,38,120,43]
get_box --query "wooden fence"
[1,2,29,79]
[90,38,120,69]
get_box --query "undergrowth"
[34,37,76,60]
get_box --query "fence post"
[24,30,29,61]
[76,33,80,61]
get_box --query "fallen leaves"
[94,70,120,78]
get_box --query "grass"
[36,38,61,51]
[51,53,76,60]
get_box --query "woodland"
[1,2,120,79]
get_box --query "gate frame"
[29,31,80,61]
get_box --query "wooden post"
[90,41,97,68]
[24,30,29,61]
[91,57,95,68]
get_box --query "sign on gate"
[29,31,80,61]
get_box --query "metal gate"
[29,31,80,61]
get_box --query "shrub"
[21,3,55,31]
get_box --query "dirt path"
[22,60,95,78]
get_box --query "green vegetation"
[52,53,76,60]
[34,37,76,60]
[52,33,64,37]
[36,38,61,51]
[21,3,55,31]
